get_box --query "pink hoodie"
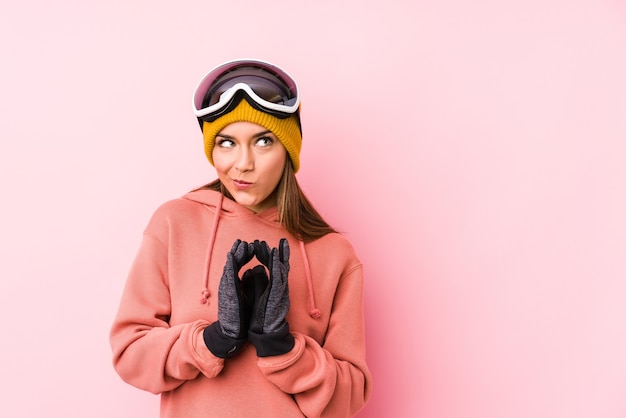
[110,189,372,417]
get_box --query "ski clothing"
[110,189,372,418]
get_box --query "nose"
[234,147,254,172]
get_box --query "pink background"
[1,1,625,417]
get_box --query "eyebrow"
[215,130,273,139]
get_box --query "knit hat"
[202,99,302,172]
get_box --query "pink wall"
[1,1,625,417]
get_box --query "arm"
[256,265,373,418]
[109,232,224,394]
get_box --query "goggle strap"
[197,93,302,134]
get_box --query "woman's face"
[212,121,287,213]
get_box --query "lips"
[232,179,253,190]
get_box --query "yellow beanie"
[202,100,302,172]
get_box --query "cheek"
[264,153,287,182]
[212,151,231,173]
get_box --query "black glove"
[248,239,295,357]
[203,239,255,358]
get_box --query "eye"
[216,139,235,148]
[256,136,274,147]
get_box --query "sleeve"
[109,230,225,395]
[256,265,373,418]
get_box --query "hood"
[183,189,281,224]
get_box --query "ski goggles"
[193,59,300,123]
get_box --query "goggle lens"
[193,60,300,122]
[203,70,295,108]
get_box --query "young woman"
[110,59,372,417]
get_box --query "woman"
[110,59,372,417]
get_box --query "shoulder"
[306,232,361,266]
[149,197,203,222]
[149,189,221,219]
[311,232,354,250]
[143,196,207,237]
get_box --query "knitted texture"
[202,100,302,172]
[217,240,255,338]
[203,239,255,358]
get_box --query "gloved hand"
[203,239,255,358]
[248,239,295,357]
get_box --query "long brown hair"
[194,161,337,242]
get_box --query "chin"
[238,199,259,208]
[233,196,262,209]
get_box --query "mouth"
[232,179,253,190]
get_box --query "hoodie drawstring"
[198,192,320,319]
[300,240,321,319]
[200,193,224,304]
